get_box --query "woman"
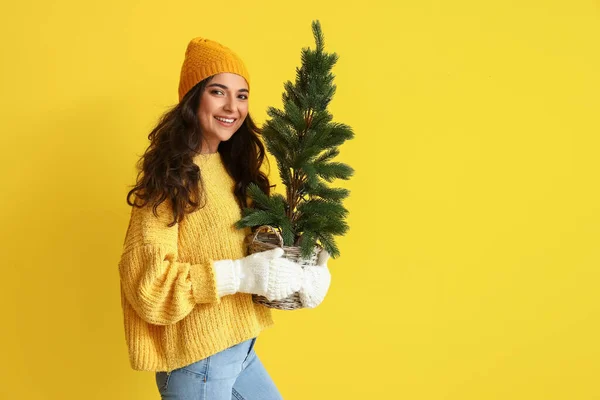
[118,37,332,399]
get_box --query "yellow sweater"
[118,152,273,372]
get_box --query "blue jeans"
[155,337,283,400]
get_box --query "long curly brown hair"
[126,76,271,227]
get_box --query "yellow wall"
[1,1,598,399]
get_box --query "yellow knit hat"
[178,37,250,102]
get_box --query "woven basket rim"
[246,225,324,252]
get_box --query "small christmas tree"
[235,20,354,260]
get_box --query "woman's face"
[197,72,249,153]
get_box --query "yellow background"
[1,0,599,399]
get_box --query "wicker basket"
[245,225,322,310]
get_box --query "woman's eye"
[239,95,248,100]
[211,90,224,95]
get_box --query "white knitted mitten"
[213,248,304,301]
[299,249,332,309]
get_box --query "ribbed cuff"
[189,261,220,304]
[213,259,240,298]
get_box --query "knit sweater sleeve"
[118,200,221,326]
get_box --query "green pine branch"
[235,20,354,260]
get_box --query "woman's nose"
[223,97,235,112]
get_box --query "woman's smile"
[214,116,237,126]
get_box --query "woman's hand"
[213,248,304,301]
[299,249,332,309]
